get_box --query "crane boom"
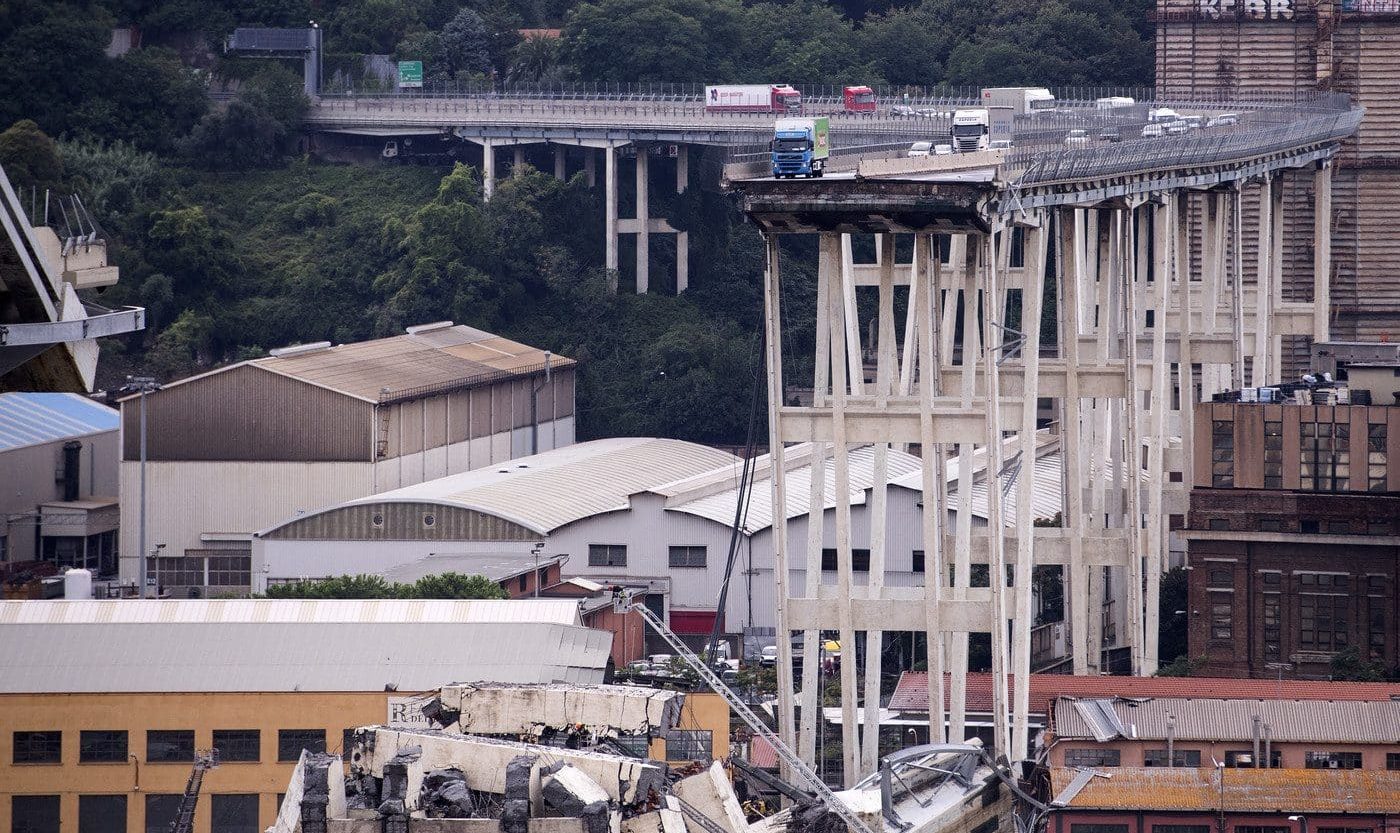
[612,590,877,833]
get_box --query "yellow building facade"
[2,691,729,833]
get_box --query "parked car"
[760,645,779,666]
[1164,119,1190,135]
[890,105,918,117]
[934,143,953,155]
[907,141,933,157]
[1207,112,1239,127]
[1141,123,1166,138]
[1098,128,1122,143]
[1182,115,1204,130]
[1064,129,1090,148]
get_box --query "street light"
[120,376,161,599]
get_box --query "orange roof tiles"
[888,672,1400,714]
[1049,767,1400,813]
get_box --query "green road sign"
[398,61,423,88]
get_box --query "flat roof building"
[0,598,611,833]
[116,322,575,598]
[0,393,119,582]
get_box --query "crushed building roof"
[1050,696,1400,744]
[128,323,574,404]
[0,392,118,452]
[887,671,1400,714]
[1047,767,1400,814]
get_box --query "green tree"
[73,48,209,153]
[411,572,510,599]
[1328,647,1393,682]
[1154,654,1206,678]
[58,138,165,216]
[182,65,306,170]
[563,0,749,82]
[328,0,422,53]
[263,571,508,599]
[509,34,567,84]
[438,7,493,77]
[0,3,115,135]
[0,120,64,194]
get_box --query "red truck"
[843,85,877,112]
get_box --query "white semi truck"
[980,86,1055,115]
[951,108,990,152]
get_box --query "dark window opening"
[1304,751,1362,769]
[664,730,714,762]
[13,731,61,765]
[277,729,326,762]
[668,546,707,568]
[78,795,126,833]
[79,730,127,763]
[144,795,182,833]
[1064,748,1120,767]
[912,550,925,573]
[1144,749,1201,767]
[588,544,627,567]
[146,730,194,763]
[212,730,259,763]
[210,794,260,833]
[821,548,871,572]
[12,796,60,833]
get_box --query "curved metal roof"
[0,392,117,452]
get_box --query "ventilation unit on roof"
[268,341,332,358]
[405,321,455,334]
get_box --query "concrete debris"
[787,798,846,833]
[352,727,666,806]
[542,764,611,815]
[671,762,750,833]
[421,769,475,819]
[437,683,686,740]
[272,751,347,833]
[502,754,539,833]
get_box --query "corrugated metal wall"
[380,368,575,459]
[121,365,371,462]
[1155,4,1400,359]
[262,501,538,541]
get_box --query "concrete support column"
[605,143,618,288]
[1144,196,1173,675]
[512,145,525,177]
[1254,175,1275,386]
[981,227,1011,760]
[762,234,797,778]
[675,146,689,293]
[1060,207,1089,676]
[481,139,496,201]
[636,150,650,294]
[1313,161,1333,343]
[585,150,597,188]
[676,144,689,192]
[1230,187,1246,390]
[916,233,947,745]
[1120,208,1145,676]
[553,145,566,180]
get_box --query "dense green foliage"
[0,0,1157,446]
[263,571,510,599]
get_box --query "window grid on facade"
[1063,748,1120,767]
[1317,828,1374,833]
[12,731,61,764]
[1299,589,1348,652]
[146,555,204,587]
[1143,749,1201,767]
[12,795,60,833]
[1210,591,1233,641]
[1300,420,1349,492]
[207,555,252,586]
[664,729,713,762]
[78,795,127,833]
[1070,826,1128,833]
[667,546,707,568]
[1367,595,1387,660]
[1225,750,1281,767]
[1153,827,1211,833]
[277,729,326,762]
[588,544,627,567]
[212,730,260,763]
[144,795,182,833]
[821,548,871,572]
[1387,752,1400,770]
[912,550,925,573]
[1304,751,1362,769]
[1211,420,1234,487]
[1368,422,1388,491]
[210,794,260,833]
[1263,420,1283,488]
[146,730,194,763]
[1263,593,1281,661]
[79,730,128,763]
[1235,827,1289,833]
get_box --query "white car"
[1207,113,1239,127]
[1181,115,1204,130]
[907,141,933,157]
[989,139,1013,150]
[1064,129,1090,148]
[1164,119,1190,135]
[760,645,779,666]
[1141,123,1166,138]
[934,143,953,155]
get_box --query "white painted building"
[117,323,575,596]
[254,434,1079,640]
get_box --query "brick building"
[1185,385,1400,678]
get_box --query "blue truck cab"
[770,117,830,178]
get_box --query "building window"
[1143,749,1201,767]
[212,730,259,763]
[78,796,127,833]
[277,729,326,762]
[1368,596,1387,661]
[1259,518,1282,532]
[1317,828,1373,833]
[821,548,871,572]
[588,544,627,567]
[912,550,925,573]
[146,730,194,763]
[1235,828,1289,833]
[971,820,1000,833]
[210,794,260,833]
[1063,748,1120,767]
[664,730,714,762]
[1304,751,1362,769]
[1327,520,1353,534]
[79,730,127,763]
[1209,518,1230,531]
[144,795,182,833]
[1262,571,1281,586]
[1169,514,1185,530]
[1263,594,1281,661]
[207,555,251,587]
[1299,591,1348,652]
[1153,827,1210,833]
[1263,420,1284,488]
[12,731,61,764]
[1225,750,1281,767]
[147,555,204,588]
[1071,826,1128,833]
[11,796,60,833]
[1212,420,1234,487]
[668,546,707,568]
[1368,422,1388,492]
[1300,420,1349,492]
[1208,568,1232,586]
[1211,591,1233,641]
[1387,752,1400,770]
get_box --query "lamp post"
[120,376,161,598]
